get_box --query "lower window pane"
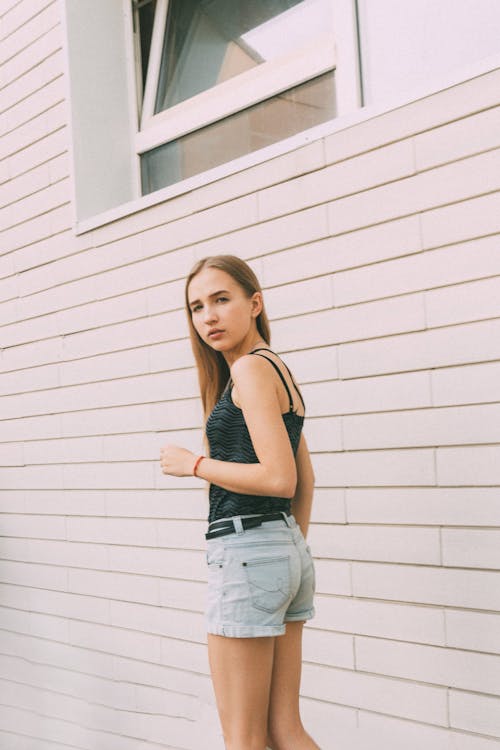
[140,70,336,195]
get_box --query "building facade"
[1,1,500,748]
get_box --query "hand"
[160,444,196,477]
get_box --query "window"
[132,0,359,194]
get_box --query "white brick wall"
[1,2,500,748]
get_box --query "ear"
[250,291,263,317]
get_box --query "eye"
[217,296,228,303]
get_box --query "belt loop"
[233,516,244,534]
[281,511,292,527]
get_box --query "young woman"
[160,254,319,750]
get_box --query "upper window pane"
[154,0,331,112]
[357,0,500,105]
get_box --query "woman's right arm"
[291,433,315,538]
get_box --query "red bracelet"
[193,455,205,476]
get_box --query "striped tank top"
[205,347,305,523]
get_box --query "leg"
[208,633,276,750]
[266,621,321,750]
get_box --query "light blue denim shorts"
[205,512,316,638]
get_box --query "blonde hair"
[185,255,271,438]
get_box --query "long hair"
[185,255,271,436]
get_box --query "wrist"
[192,454,205,477]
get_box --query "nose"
[203,302,217,324]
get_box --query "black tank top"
[205,348,305,523]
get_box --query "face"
[187,267,262,353]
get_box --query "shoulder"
[230,353,275,388]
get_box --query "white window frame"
[133,0,360,156]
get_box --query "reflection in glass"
[155,0,332,112]
[142,70,336,194]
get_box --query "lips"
[208,329,224,337]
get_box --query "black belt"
[205,512,290,540]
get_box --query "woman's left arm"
[160,354,297,498]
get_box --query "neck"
[223,338,269,368]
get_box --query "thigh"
[267,621,304,736]
[208,633,276,745]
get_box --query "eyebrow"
[188,289,231,308]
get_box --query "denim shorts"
[205,512,316,637]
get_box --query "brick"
[262,237,336,285]
[314,559,352,596]
[0,514,66,539]
[265,275,333,318]
[340,318,500,378]
[353,562,500,611]
[356,635,500,695]
[104,487,206,520]
[259,139,414,220]
[273,291,425,352]
[297,367,429,418]
[0,159,50,207]
[279,344,338,383]
[449,690,500,738]
[194,139,325,209]
[415,105,500,170]
[421,192,500,249]
[0,464,63,490]
[446,609,500,655]
[347,487,500,526]
[426,275,500,327]
[303,627,354,668]
[360,710,500,750]
[62,460,154,490]
[329,148,500,236]
[0,560,67,590]
[442,528,500,569]
[344,403,500,450]
[1,0,61,62]
[303,416,342,451]
[314,594,445,645]
[110,600,205,642]
[2,51,63,116]
[108,545,205,582]
[312,447,435,487]
[161,636,208,674]
[0,27,62,97]
[309,488,345,523]
[192,203,329,260]
[301,662,447,724]
[336,233,500,307]
[437,445,500,485]
[0,0,55,40]
[433,361,500,407]
[309,523,440,564]
[68,568,159,605]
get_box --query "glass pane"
[155,0,333,112]
[138,0,157,92]
[142,70,336,194]
[357,0,500,105]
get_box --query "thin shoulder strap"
[249,349,295,413]
[252,348,306,411]
[278,358,306,411]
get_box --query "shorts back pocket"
[243,555,291,613]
